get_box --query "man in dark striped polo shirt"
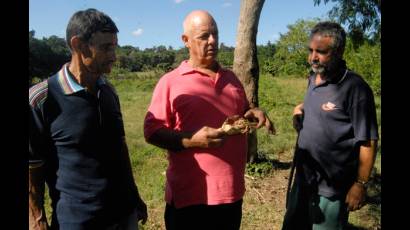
[29,9,147,229]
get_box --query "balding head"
[183,10,216,35]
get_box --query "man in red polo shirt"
[144,10,274,230]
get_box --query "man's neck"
[314,68,346,86]
[188,59,219,78]
[314,73,326,86]
[68,58,100,94]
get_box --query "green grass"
[43,72,381,229]
[257,76,307,160]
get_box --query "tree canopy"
[29,19,380,96]
[268,19,319,77]
[29,31,70,85]
[314,0,381,43]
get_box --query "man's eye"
[199,34,209,39]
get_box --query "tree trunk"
[233,0,265,163]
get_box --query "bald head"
[183,10,216,35]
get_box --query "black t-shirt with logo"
[297,67,379,198]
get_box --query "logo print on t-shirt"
[321,102,337,111]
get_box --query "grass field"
[44,71,381,229]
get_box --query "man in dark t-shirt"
[29,9,147,229]
[282,22,379,230]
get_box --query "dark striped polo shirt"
[29,64,138,228]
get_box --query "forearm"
[29,164,48,230]
[357,140,378,182]
[345,140,377,211]
[147,128,193,151]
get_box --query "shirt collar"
[57,63,106,95]
[177,60,224,76]
[178,60,196,75]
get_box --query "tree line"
[29,31,276,81]
[29,19,380,95]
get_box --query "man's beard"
[310,57,340,75]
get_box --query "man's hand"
[183,126,226,148]
[29,165,49,230]
[345,182,366,211]
[292,103,304,132]
[293,103,304,116]
[244,108,275,134]
[219,115,257,135]
[136,197,148,225]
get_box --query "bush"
[269,19,319,77]
[344,39,381,95]
[246,162,273,177]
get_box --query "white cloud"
[175,0,185,4]
[132,28,143,37]
[222,2,232,8]
[113,17,120,23]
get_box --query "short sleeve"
[29,103,48,167]
[349,84,379,143]
[29,81,51,167]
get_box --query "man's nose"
[208,34,217,44]
[310,53,321,64]
[311,51,319,60]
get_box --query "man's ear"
[70,36,83,53]
[181,34,189,48]
[71,36,92,58]
[336,47,345,59]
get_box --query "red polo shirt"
[144,61,249,208]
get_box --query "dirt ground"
[242,152,293,230]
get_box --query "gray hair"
[310,21,346,56]
[66,8,118,50]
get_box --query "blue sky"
[29,0,335,49]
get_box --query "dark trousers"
[165,199,243,230]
